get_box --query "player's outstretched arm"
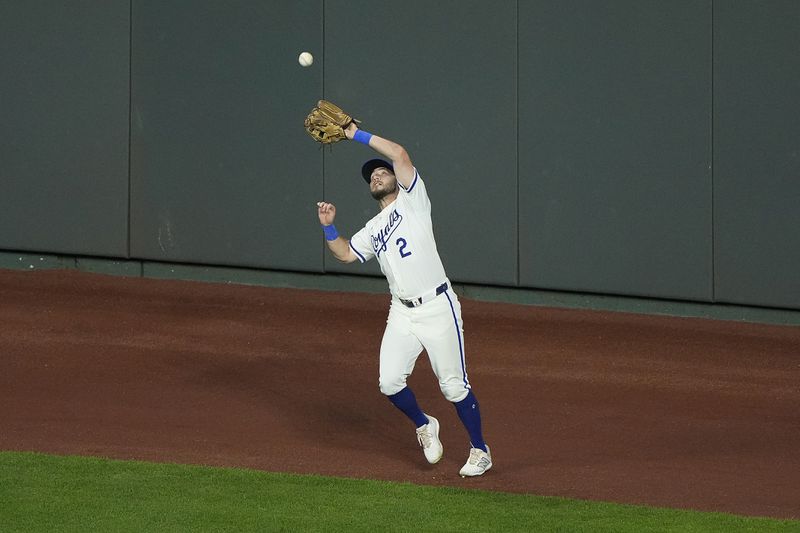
[317,201,357,263]
[345,123,415,189]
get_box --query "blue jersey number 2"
[396,237,412,258]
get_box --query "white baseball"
[298,52,314,67]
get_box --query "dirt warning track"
[1,269,798,519]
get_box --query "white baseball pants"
[378,289,471,403]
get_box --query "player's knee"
[379,375,406,397]
[439,380,469,403]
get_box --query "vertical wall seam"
[515,0,520,287]
[710,0,715,302]
[321,0,326,272]
[127,0,134,260]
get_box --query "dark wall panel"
[0,2,130,256]
[130,0,323,271]
[321,0,518,285]
[3,1,798,311]
[714,1,800,310]
[518,1,713,300]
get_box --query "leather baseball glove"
[304,100,361,144]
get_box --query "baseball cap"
[361,158,394,184]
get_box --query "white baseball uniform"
[349,169,471,402]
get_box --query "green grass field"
[0,451,797,532]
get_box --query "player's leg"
[379,302,443,464]
[379,303,424,424]
[453,389,492,477]
[416,291,491,475]
[453,390,486,453]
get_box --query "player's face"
[369,167,397,200]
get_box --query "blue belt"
[399,282,449,308]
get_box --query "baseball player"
[307,101,491,477]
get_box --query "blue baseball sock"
[387,387,429,428]
[454,390,487,452]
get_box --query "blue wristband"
[353,130,373,145]
[322,224,339,241]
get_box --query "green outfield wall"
[1,1,798,312]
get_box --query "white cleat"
[459,445,492,477]
[416,414,443,464]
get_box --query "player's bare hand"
[344,122,358,140]
[317,201,337,225]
